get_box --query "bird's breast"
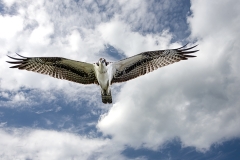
[93,65,109,89]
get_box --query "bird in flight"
[7,44,198,104]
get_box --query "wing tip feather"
[177,44,199,59]
[6,53,28,69]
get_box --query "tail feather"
[101,91,112,104]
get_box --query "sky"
[0,0,240,159]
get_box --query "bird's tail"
[101,90,112,104]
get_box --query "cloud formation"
[0,128,126,160]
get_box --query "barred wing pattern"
[112,44,198,83]
[7,54,98,84]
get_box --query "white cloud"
[97,17,173,57]
[1,0,17,7]
[0,128,126,160]
[98,0,240,151]
[0,15,24,39]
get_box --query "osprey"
[7,44,198,104]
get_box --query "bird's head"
[97,58,108,66]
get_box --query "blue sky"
[0,0,240,159]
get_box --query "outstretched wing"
[112,44,198,83]
[7,54,98,84]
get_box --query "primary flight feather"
[7,44,198,104]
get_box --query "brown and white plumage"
[7,55,98,84]
[7,44,198,104]
[112,44,198,83]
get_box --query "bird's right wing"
[7,54,98,85]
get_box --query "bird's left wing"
[112,44,198,83]
[7,54,98,84]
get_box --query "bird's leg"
[101,88,107,95]
[106,80,111,95]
